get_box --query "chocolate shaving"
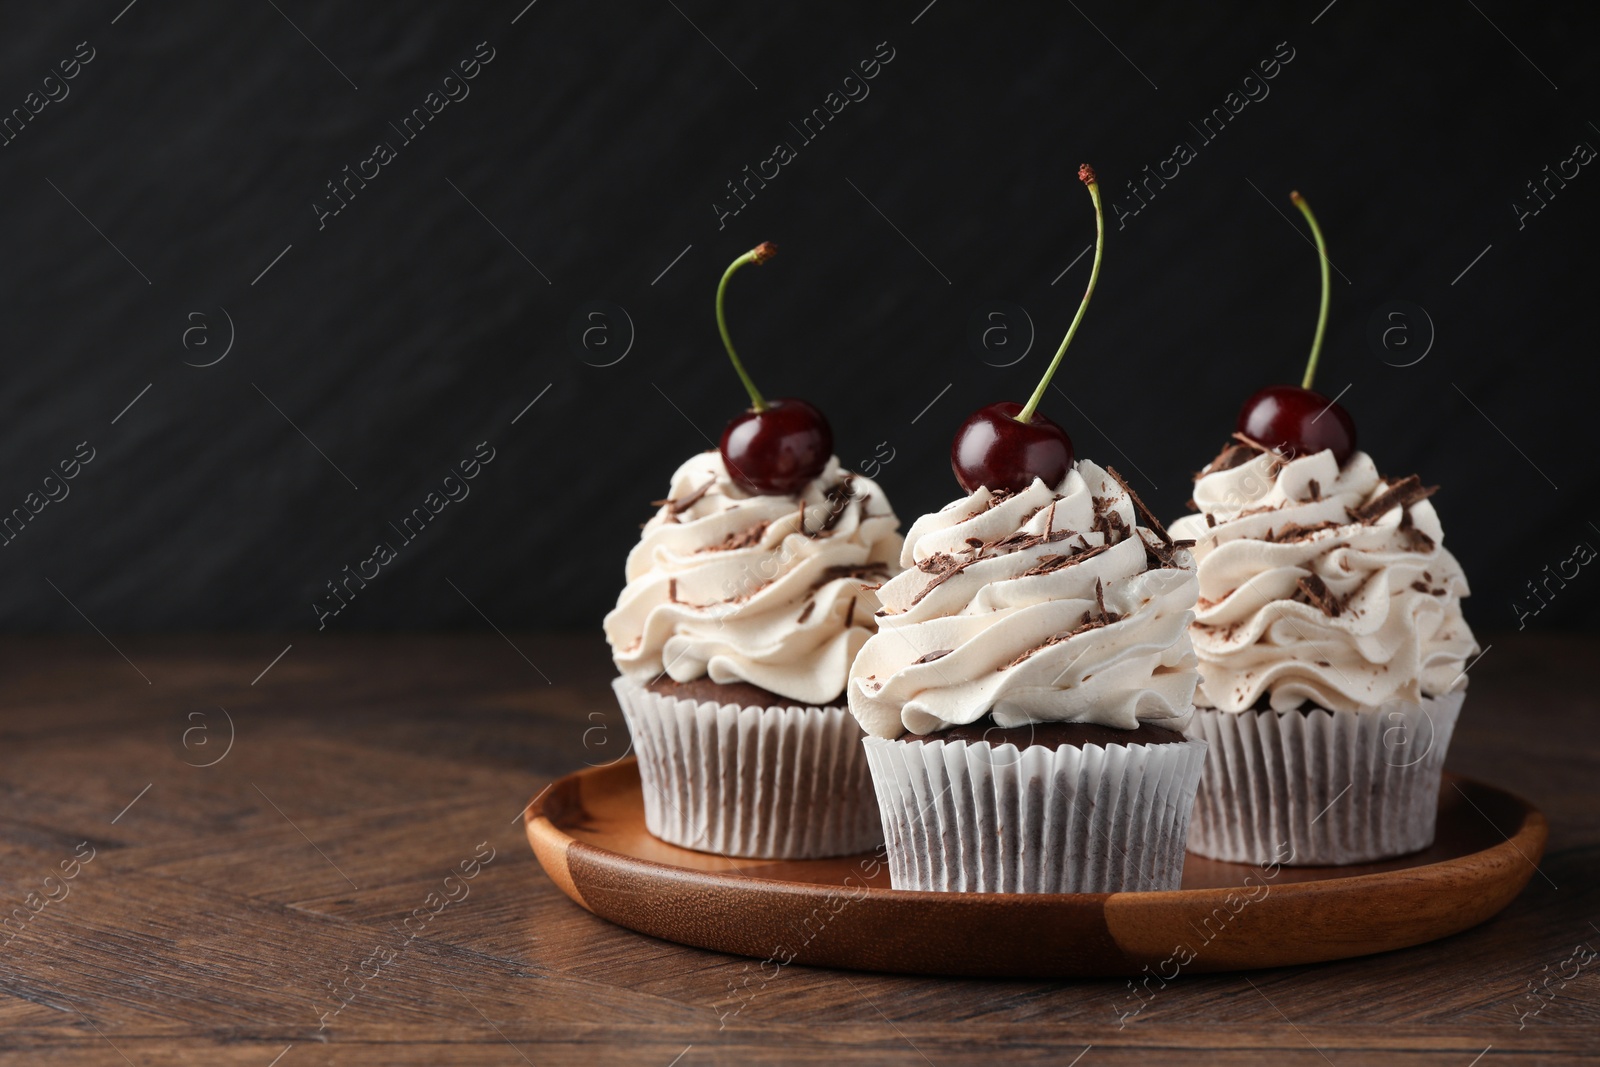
[1105,466,1171,544]
[653,478,714,515]
[1004,612,1119,669]
[1016,541,1111,578]
[962,487,1013,520]
[991,527,1077,554]
[701,520,770,552]
[911,557,981,605]
[1014,504,1046,528]
[1219,432,1289,476]
[1348,475,1438,524]
[668,579,679,603]
[1295,574,1339,617]
[814,563,892,590]
[1306,478,1322,501]
[1200,440,1258,476]
[1231,431,1276,454]
[1398,525,1437,553]
[1263,520,1344,544]
[844,596,858,629]
[796,600,815,624]
[1205,513,1217,528]
[913,649,951,664]
[918,551,959,575]
[1091,497,1129,542]
[1140,531,1194,570]
[1093,578,1114,622]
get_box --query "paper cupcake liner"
[1184,691,1465,866]
[862,733,1209,893]
[613,677,882,859]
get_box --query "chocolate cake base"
[899,714,1188,749]
[645,675,841,711]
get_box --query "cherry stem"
[1018,165,1104,424]
[716,242,777,412]
[1291,191,1330,391]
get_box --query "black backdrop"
[1,1,1595,635]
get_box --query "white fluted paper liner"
[862,734,1208,893]
[1185,691,1465,866]
[613,678,882,859]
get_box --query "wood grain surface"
[1,632,1595,1065]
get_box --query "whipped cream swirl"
[846,459,1199,739]
[1168,445,1477,713]
[605,451,902,705]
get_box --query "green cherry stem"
[1291,190,1330,391]
[715,241,778,412]
[1018,164,1104,425]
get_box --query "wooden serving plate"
[525,759,1546,977]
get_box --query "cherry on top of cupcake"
[712,241,833,497]
[951,164,1103,496]
[1234,190,1357,467]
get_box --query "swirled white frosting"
[1168,447,1477,713]
[846,459,1199,739]
[604,451,902,705]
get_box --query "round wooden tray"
[524,759,1546,977]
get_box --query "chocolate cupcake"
[605,451,902,858]
[848,459,1208,893]
[1169,442,1478,865]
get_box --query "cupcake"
[1169,189,1478,865]
[1171,442,1477,865]
[602,242,903,859]
[849,460,1208,892]
[847,165,1208,894]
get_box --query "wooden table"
[1,633,1595,1065]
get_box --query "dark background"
[1,1,1594,635]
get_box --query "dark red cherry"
[951,401,1074,494]
[1236,384,1357,466]
[720,397,833,495]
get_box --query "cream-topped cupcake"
[848,460,1208,893]
[604,240,906,859]
[1171,439,1477,864]
[606,449,902,859]
[842,163,1207,892]
[1169,187,1478,865]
